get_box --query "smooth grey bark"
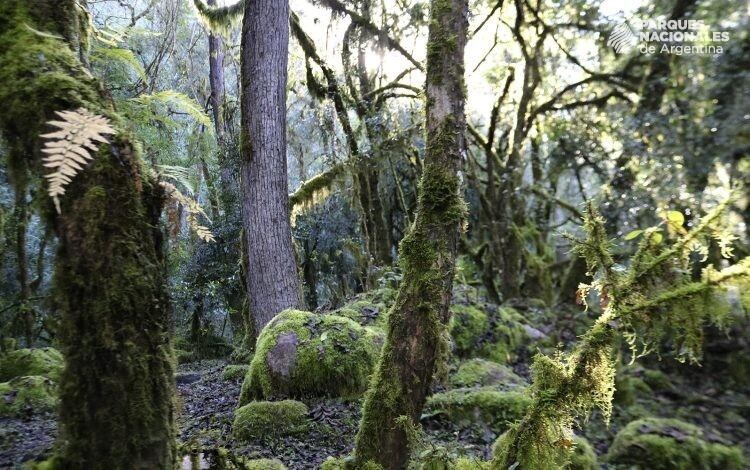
[240,0,303,333]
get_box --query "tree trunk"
[353,0,468,466]
[240,0,303,333]
[0,1,175,468]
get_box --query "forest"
[0,0,748,468]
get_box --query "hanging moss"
[449,359,527,390]
[424,388,531,433]
[232,400,309,441]
[606,418,744,469]
[239,310,382,402]
[0,375,57,417]
[0,348,64,381]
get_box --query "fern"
[131,90,212,129]
[91,45,147,80]
[160,181,215,243]
[41,108,115,213]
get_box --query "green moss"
[424,388,531,433]
[454,458,491,469]
[0,375,57,416]
[223,365,249,381]
[0,348,64,381]
[613,373,651,406]
[640,368,673,391]
[244,458,286,469]
[449,305,488,356]
[240,310,381,402]
[606,418,744,469]
[451,306,528,364]
[450,359,526,390]
[334,299,389,329]
[568,436,597,470]
[232,400,309,441]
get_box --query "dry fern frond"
[160,181,215,243]
[41,108,115,213]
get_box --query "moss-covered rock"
[0,375,58,416]
[0,348,64,381]
[606,418,744,469]
[244,458,286,469]
[454,457,491,469]
[320,456,383,469]
[232,400,309,441]
[423,388,531,432]
[240,310,382,401]
[449,305,528,364]
[222,365,249,381]
[450,359,527,390]
[569,436,597,470]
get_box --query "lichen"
[0,375,58,417]
[424,388,531,433]
[222,365,249,381]
[0,347,64,382]
[232,400,309,441]
[239,310,381,402]
[449,359,527,390]
[606,418,744,469]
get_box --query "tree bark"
[240,0,303,333]
[353,0,468,466]
[0,1,175,468]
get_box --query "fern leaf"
[41,108,115,213]
[131,90,213,129]
[160,182,215,242]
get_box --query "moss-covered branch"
[492,201,749,469]
[192,0,244,35]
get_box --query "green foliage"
[0,375,57,416]
[449,359,526,390]
[232,399,309,441]
[240,310,382,402]
[90,45,146,81]
[129,91,212,129]
[222,364,249,381]
[424,388,531,433]
[568,436,597,470]
[606,418,744,469]
[0,347,64,381]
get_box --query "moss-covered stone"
[222,365,249,381]
[244,458,286,469]
[449,305,489,356]
[568,436,597,470]
[0,375,57,416]
[606,418,744,469]
[613,373,652,406]
[423,388,531,432]
[454,457,491,469]
[240,310,382,401]
[0,348,64,381]
[449,305,528,364]
[232,400,309,441]
[640,368,673,391]
[450,359,527,390]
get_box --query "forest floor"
[1,351,748,468]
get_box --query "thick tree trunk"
[240,0,303,333]
[0,1,175,468]
[353,0,468,466]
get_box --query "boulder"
[0,375,57,417]
[450,359,527,390]
[606,417,744,469]
[240,310,382,401]
[0,347,63,381]
[423,388,530,433]
[450,305,528,364]
[232,400,309,441]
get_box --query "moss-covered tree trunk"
[352,0,468,467]
[0,1,175,468]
